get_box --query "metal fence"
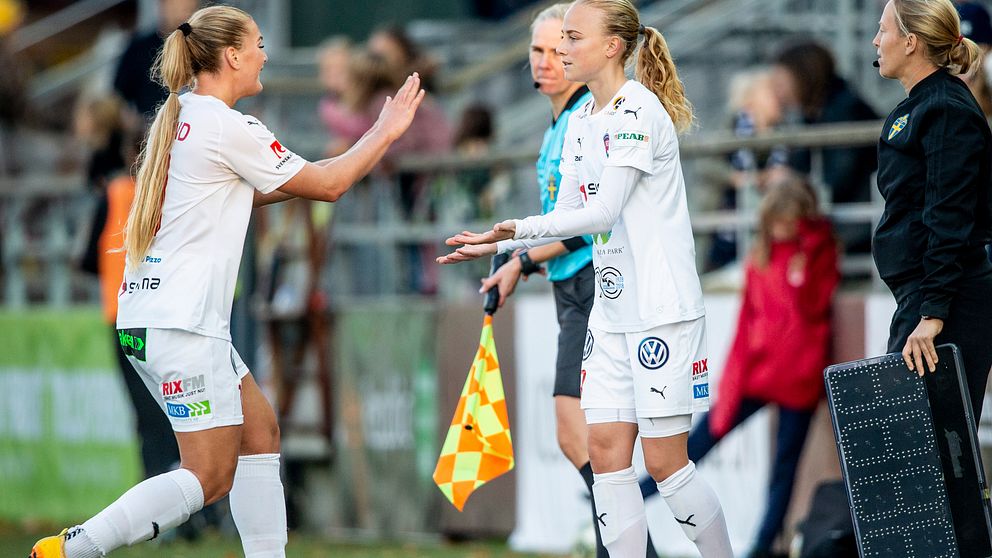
[0,120,884,309]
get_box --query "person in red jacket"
[692,175,839,558]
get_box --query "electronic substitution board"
[826,344,992,557]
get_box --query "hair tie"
[957,34,965,46]
[178,22,192,37]
[638,23,646,35]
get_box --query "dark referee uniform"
[874,68,992,417]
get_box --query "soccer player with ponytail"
[32,6,423,557]
[439,1,733,555]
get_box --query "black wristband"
[562,236,589,252]
[517,250,542,276]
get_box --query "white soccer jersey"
[117,93,306,340]
[513,80,704,333]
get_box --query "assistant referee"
[873,0,992,418]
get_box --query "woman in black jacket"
[873,0,992,418]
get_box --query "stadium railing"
[0,119,884,307]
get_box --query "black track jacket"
[874,69,992,319]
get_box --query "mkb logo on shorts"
[638,337,669,370]
[166,400,212,419]
[693,384,709,399]
[118,328,147,361]
[583,329,595,360]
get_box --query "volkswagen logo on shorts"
[638,337,669,370]
[599,267,624,299]
[583,329,594,360]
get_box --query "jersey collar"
[553,85,591,125]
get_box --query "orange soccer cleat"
[29,529,67,558]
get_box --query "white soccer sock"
[230,453,288,557]
[66,468,204,557]
[592,466,647,558]
[656,462,733,558]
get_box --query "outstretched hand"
[436,222,516,265]
[444,221,517,247]
[375,73,426,143]
[436,242,497,264]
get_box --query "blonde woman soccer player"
[439,1,733,556]
[32,6,423,558]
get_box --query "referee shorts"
[552,263,595,398]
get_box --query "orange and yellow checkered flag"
[433,314,514,511]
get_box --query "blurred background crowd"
[3,0,992,557]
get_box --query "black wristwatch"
[517,250,542,277]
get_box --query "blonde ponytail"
[123,6,252,268]
[950,36,983,75]
[637,26,694,133]
[573,0,694,133]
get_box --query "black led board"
[825,344,992,557]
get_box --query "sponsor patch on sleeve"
[612,131,650,149]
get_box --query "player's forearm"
[496,236,567,254]
[513,166,640,240]
[311,125,393,197]
[527,242,569,263]
[253,189,295,207]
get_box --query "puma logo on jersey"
[597,512,608,526]
[650,386,667,398]
[624,107,642,119]
[246,120,261,126]
[675,514,696,527]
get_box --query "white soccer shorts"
[580,317,711,418]
[119,327,249,432]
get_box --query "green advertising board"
[0,309,141,523]
[327,302,439,535]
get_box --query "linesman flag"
[433,255,514,511]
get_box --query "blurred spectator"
[318,34,451,293]
[771,40,878,256]
[368,24,440,92]
[319,49,399,156]
[692,175,839,558]
[705,69,789,271]
[73,94,127,192]
[454,103,494,155]
[316,36,351,103]
[113,0,198,121]
[255,200,334,442]
[957,2,992,118]
[452,103,510,219]
[0,0,26,175]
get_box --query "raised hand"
[375,73,426,142]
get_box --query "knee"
[587,431,627,472]
[242,415,281,455]
[184,457,238,505]
[646,456,689,483]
